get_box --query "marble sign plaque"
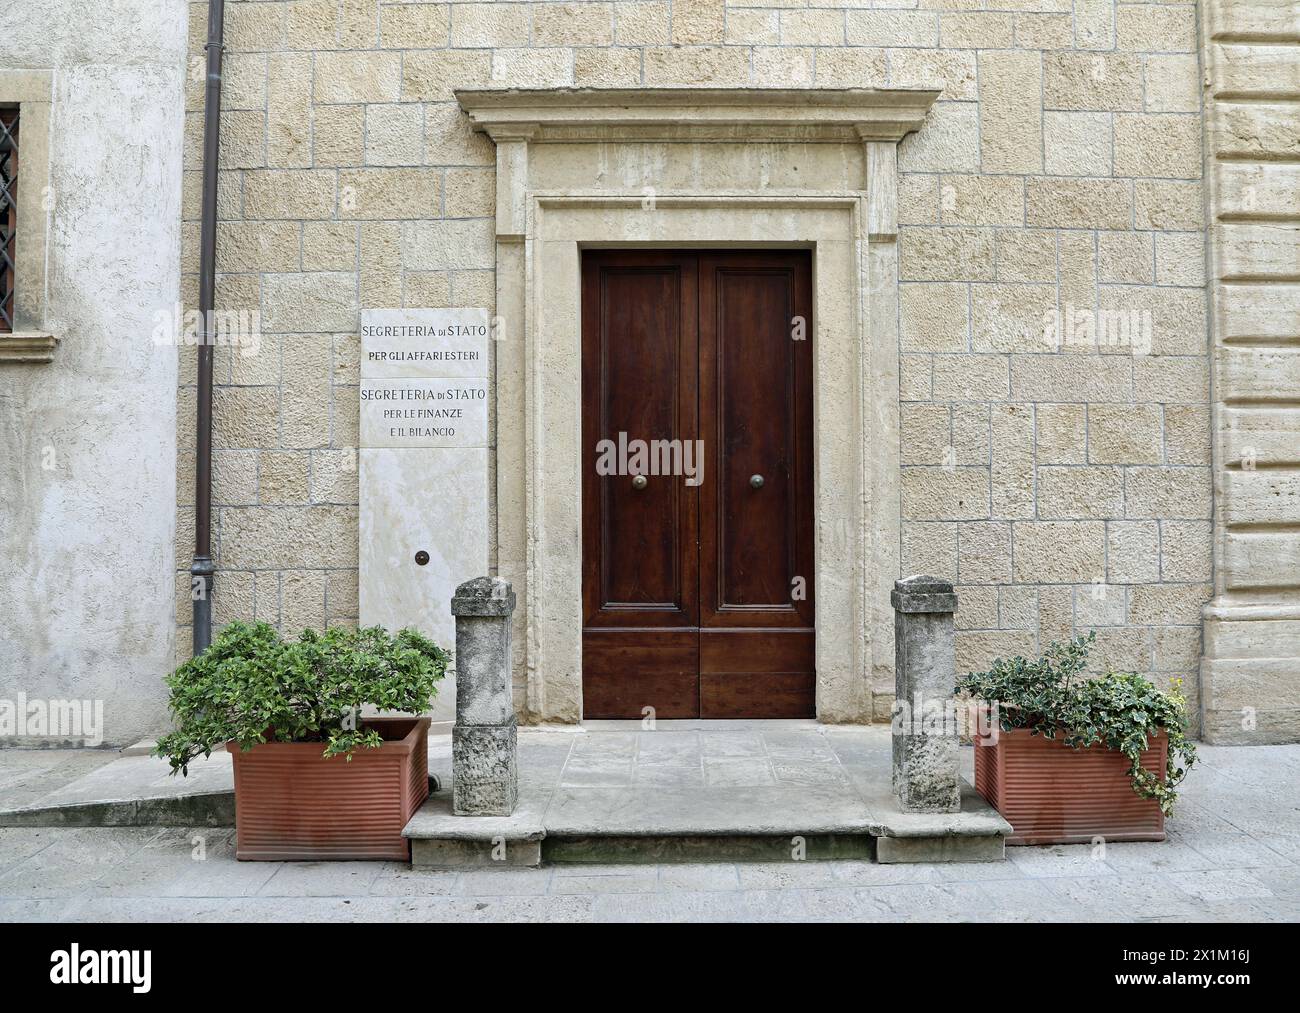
[359,378,489,449]
[360,307,489,380]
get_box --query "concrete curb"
[0,791,236,828]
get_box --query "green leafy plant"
[957,632,1196,816]
[155,621,449,775]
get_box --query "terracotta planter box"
[228,716,430,861]
[974,726,1166,845]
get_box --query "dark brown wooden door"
[581,250,814,719]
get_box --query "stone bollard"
[450,576,518,816]
[891,575,961,814]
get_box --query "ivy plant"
[957,632,1197,816]
[155,621,449,775]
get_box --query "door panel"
[581,630,698,720]
[581,250,814,719]
[701,670,818,719]
[582,252,698,628]
[582,252,699,718]
[698,627,815,674]
[699,255,813,622]
[698,253,815,717]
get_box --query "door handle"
[632,475,648,490]
[750,474,764,489]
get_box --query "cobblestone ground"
[2,741,1296,923]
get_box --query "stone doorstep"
[404,772,1011,868]
[407,817,1007,868]
[408,724,1010,867]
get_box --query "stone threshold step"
[409,829,1004,867]
[403,769,1012,867]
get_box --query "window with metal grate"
[0,109,16,333]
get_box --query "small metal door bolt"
[415,550,430,566]
[632,475,648,490]
[750,474,764,489]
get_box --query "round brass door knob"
[750,474,764,489]
[632,475,648,490]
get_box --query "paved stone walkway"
[0,749,120,810]
[1,738,1296,922]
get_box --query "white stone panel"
[359,447,489,722]
[358,307,492,722]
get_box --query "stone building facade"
[1,0,1296,745]
[174,0,1222,726]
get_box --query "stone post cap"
[451,575,516,617]
[891,574,957,614]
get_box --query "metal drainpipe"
[191,0,226,656]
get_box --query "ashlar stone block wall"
[175,0,1212,727]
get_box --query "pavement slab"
[0,727,1295,922]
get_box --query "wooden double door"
[581,250,815,719]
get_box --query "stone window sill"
[0,332,59,363]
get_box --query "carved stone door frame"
[458,88,939,724]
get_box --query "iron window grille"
[0,108,16,333]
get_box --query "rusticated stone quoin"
[891,575,961,814]
[450,576,518,816]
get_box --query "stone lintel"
[0,69,52,103]
[456,87,940,145]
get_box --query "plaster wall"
[0,3,187,745]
